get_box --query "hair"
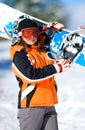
[14,33,50,52]
[16,37,31,49]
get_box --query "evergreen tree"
[15,0,67,24]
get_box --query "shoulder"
[13,49,28,61]
[10,44,25,59]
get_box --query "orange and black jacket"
[10,44,59,108]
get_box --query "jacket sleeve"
[12,50,57,83]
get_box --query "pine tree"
[15,0,67,24]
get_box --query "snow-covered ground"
[55,65,85,130]
[0,40,85,130]
[0,40,19,130]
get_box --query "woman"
[10,15,70,130]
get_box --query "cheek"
[22,37,37,45]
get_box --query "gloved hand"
[46,22,66,31]
[53,59,70,73]
[42,22,66,38]
[51,22,66,31]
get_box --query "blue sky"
[60,0,85,30]
[61,0,85,5]
[0,0,16,6]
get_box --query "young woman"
[10,15,70,130]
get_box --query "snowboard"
[0,2,85,68]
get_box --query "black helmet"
[12,15,38,45]
[17,15,38,32]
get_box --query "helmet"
[12,15,38,45]
[17,15,38,32]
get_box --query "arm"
[12,50,70,83]
[12,50,57,83]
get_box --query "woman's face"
[21,27,39,45]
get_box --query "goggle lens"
[22,27,39,38]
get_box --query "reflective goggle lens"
[22,27,39,38]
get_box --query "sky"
[0,0,16,6]
[61,0,85,5]
[55,0,85,32]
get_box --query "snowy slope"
[55,65,85,130]
[0,40,85,130]
[0,40,19,130]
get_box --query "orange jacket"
[10,44,58,108]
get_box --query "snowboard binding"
[57,32,83,62]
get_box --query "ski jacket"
[10,44,58,108]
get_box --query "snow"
[0,40,19,130]
[0,40,85,130]
[55,65,85,130]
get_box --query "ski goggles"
[21,27,39,39]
